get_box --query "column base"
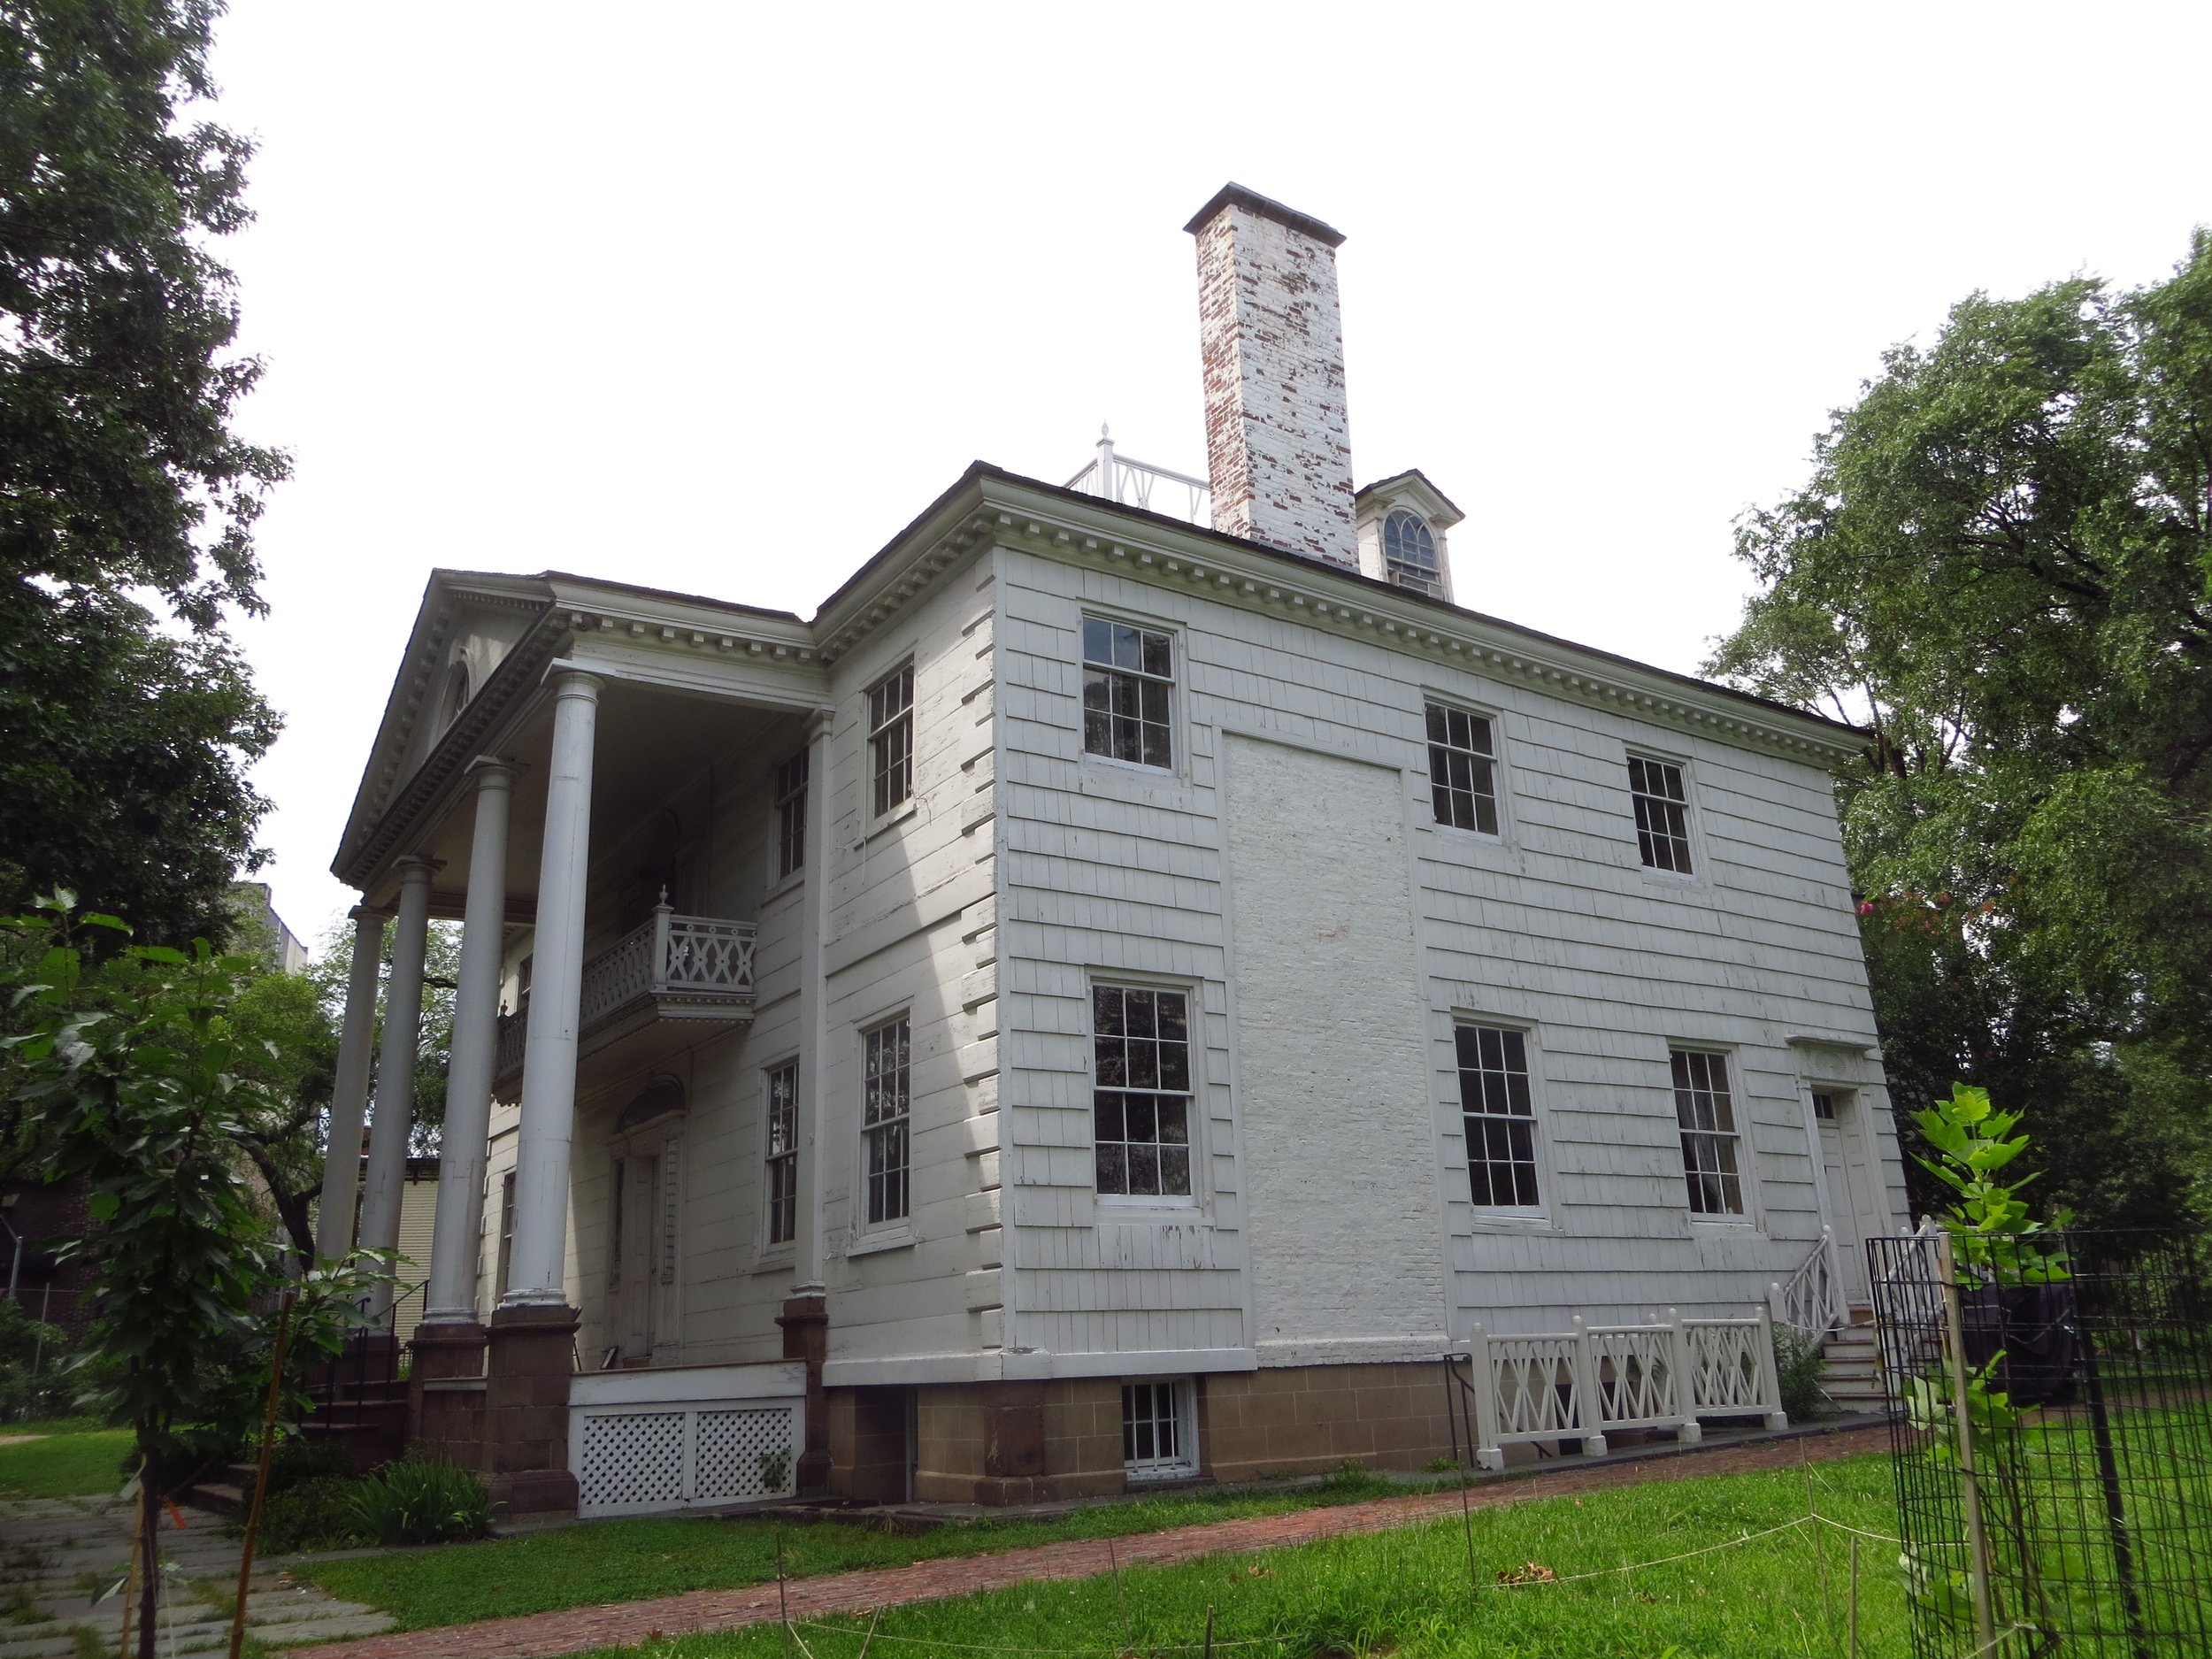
[777,1294,830,1494]
[408,1320,488,1471]
[484,1303,580,1521]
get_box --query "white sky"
[207,0,2212,946]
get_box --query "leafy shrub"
[349,1455,495,1547]
[0,1298,74,1422]
[252,1475,367,1555]
[1773,1326,1830,1421]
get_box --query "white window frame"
[1120,1376,1199,1480]
[1627,751,1701,879]
[1670,1046,1753,1223]
[772,749,809,882]
[860,1015,912,1229]
[1079,611,1179,777]
[1383,510,1441,595]
[1453,1021,1547,1217]
[762,1059,800,1251]
[1423,698,1505,841]
[866,664,915,821]
[1089,979,1202,1210]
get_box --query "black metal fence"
[1869,1229,2212,1657]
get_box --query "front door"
[609,1125,679,1365]
[1814,1093,1870,1304]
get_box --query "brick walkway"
[302,1425,1892,1659]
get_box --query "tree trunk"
[137,1477,158,1659]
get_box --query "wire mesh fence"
[1869,1229,2212,1657]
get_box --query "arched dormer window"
[1383,511,1439,596]
[441,661,472,729]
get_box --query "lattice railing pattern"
[1684,1317,1770,1412]
[1771,1227,1847,1341]
[1458,1306,1786,1470]
[493,909,759,1083]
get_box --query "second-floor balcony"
[495,907,758,1094]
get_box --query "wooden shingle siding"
[992,540,1907,1363]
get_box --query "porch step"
[1820,1323,1888,1407]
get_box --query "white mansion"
[320,185,1906,1517]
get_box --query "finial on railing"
[656,886,672,912]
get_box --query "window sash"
[1426,703,1499,834]
[765,1063,799,1245]
[1630,757,1694,872]
[1094,985,1194,1198]
[868,668,914,818]
[1121,1379,1192,1474]
[1671,1050,1744,1215]
[1082,618,1174,770]
[1455,1025,1540,1208]
[864,1020,911,1225]
[775,749,809,878]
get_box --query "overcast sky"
[207,0,2212,946]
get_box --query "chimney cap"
[1183,182,1346,248]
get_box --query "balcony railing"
[495,907,758,1085]
[1065,427,1211,526]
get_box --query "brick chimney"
[1186,184,1356,570]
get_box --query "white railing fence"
[1455,1307,1787,1471]
[1769,1226,1849,1344]
[1065,429,1212,526]
[494,906,759,1080]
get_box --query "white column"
[357,856,436,1303]
[315,906,388,1262]
[503,670,603,1307]
[794,707,833,1297]
[421,760,517,1325]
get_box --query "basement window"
[1122,1378,1197,1479]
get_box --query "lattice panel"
[1588,1329,1676,1425]
[665,918,757,992]
[580,1410,687,1511]
[1490,1340,1582,1438]
[1686,1322,1763,1409]
[695,1407,798,1502]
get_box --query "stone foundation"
[483,1302,580,1519]
[826,1362,1461,1506]
[407,1320,488,1471]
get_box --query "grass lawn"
[0,1425,131,1499]
[580,1454,1911,1659]
[296,1468,1463,1632]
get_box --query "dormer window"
[1382,511,1440,595]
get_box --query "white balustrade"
[1459,1305,1787,1470]
[494,906,758,1085]
[1770,1226,1848,1343]
[1065,429,1212,526]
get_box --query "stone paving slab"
[296,1424,1893,1659]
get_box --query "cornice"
[953,474,1868,772]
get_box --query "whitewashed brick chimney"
[1186,184,1357,570]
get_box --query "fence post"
[1666,1309,1701,1444]
[1934,1233,1998,1656]
[1754,1301,1789,1430]
[1571,1315,1608,1455]
[1468,1323,1504,1471]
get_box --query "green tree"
[3,895,389,1659]
[0,0,287,944]
[1708,231,2212,1228]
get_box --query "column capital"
[348,904,390,924]
[394,854,443,881]
[545,665,606,698]
[806,705,835,741]
[466,756,525,787]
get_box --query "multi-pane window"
[1630,757,1694,873]
[1122,1379,1193,1477]
[1672,1049,1745,1217]
[1456,1026,1540,1208]
[764,1063,799,1245]
[1082,618,1173,770]
[1384,511,1440,595]
[1426,703,1499,834]
[1811,1091,1838,1122]
[868,666,914,818]
[1093,986,1193,1198]
[862,1018,910,1225]
[495,1171,517,1296]
[775,749,809,879]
